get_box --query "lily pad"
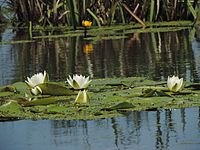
[23,97,71,106]
[38,82,75,96]
[0,92,15,98]
[185,83,200,90]
[142,89,170,97]
[0,77,200,120]
[12,82,30,95]
[103,102,135,111]
[0,100,24,120]
[0,85,17,93]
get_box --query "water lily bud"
[75,90,89,103]
[167,75,183,92]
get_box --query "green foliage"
[0,77,200,120]
[87,8,101,27]
[4,0,198,27]
[150,0,155,22]
[38,82,75,96]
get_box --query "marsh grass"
[4,0,199,27]
[0,20,193,44]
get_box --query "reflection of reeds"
[6,0,198,27]
[11,27,195,81]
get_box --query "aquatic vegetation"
[82,20,92,27]
[25,71,48,88]
[67,74,92,90]
[167,75,183,92]
[75,90,89,103]
[82,20,92,37]
[67,74,92,103]
[6,0,197,27]
[25,71,49,95]
[0,77,200,120]
[30,86,42,96]
[0,21,190,44]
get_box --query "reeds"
[5,0,199,27]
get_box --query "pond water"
[0,27,200,149]
[0,108,200,150]
[0,28,200,85]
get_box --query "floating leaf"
[12,82,30,94]
[103,102,135,111]
[106,83,127,87]
[171,91,192,95]
[23,97,70,106]
[0,85,17,93]
[185,83,200,90]
[38,82,75,96]
[142,89,170,97]
[0,100,24,114]
[0,92,15,98]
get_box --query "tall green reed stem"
[87,8,101,27]
[150,0,155,22]
[68,0,77,29]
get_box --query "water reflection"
[0,107,199,150]
[192,38,200,82]
[0,29,199,85]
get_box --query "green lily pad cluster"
[0,75,200,121]
[24,71,91,104]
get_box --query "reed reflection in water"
[0,107,200,150]
[0,29,199,86]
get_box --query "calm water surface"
[0,28,200,149]
[0,28,200,85]
[0,108,200,150]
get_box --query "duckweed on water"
[0,77,200,120]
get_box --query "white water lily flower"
[75,90,89,103]
[167,75,183,92]
[31,86,42,96]
[67,74,92,90]
[25,71,48,88]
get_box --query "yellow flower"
[82,20,92,27]
[167,75,183,92]
[83,44,94,54]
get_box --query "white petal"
[31,86,42,95]
[67,74,91,89]
[68,75,73,82]
[25,77,35,87]
[43,71,49,82]
[37,86,42,93]
[82,79,92,88]
[175,78,183,92]
[67,78,73,88]
[74,75,84,87]
[167,75,183,92]
[167,76,173,91]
